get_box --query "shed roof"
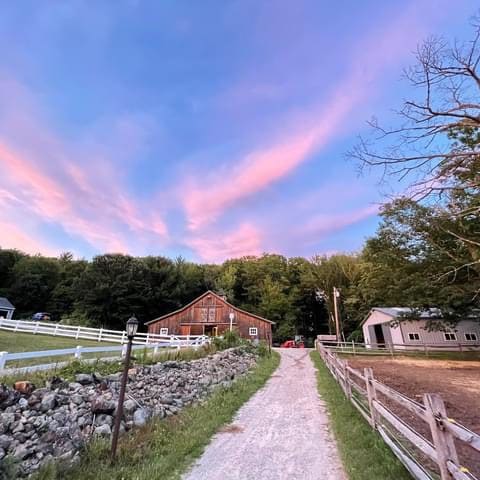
[361,307,442,325]
[145,290,275,325]
[0,297,15,310]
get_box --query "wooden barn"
[145,291,274,342]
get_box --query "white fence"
[0,339,210,370]
[0,317,208,347]
[0,318,211,371]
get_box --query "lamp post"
[111,315,138,461]
[229,312,234,332]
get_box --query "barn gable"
[146,291,273,341]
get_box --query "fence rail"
[317,342,480,480]
[320,340,480,356]
[0,317,208,347]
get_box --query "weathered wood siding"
[148,292,272,341]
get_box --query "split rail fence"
[317,342,480,480]
[320,340,480,356]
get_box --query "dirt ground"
[348,356,480,476]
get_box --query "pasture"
[0,330,117,369]
[347,355,480,477]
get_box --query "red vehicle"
[281,339,305,348]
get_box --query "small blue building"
[0,297,15,319]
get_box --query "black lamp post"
[111,315,139,461]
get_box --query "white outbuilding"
[362,307,480,350]
[0,297,15,320]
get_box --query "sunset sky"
[0,1,477,262]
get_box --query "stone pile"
[0,347,256,477]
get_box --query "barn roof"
[361,307,443,325]
[145,290,275,325]
[0,297,15,310]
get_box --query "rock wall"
[0,348,256,477]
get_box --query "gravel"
[183,349,346,480]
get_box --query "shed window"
[249,327,258,336]
[443,332,457,341]
[465,332,478,341]
[408,333,420,341]
[160,328,168,335]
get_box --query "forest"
[1,21,479,341]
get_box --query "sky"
[0,1,478,263]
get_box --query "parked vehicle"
[32,312,51,321]
[281,339,305,348]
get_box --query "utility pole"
[333,287,341,342]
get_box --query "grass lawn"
[0,330,118,369]
[310,351,411,480]
[32,351,280,480]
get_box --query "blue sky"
[0,1,477,262]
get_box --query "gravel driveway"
[183,348,346,480]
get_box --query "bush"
[0,456,19,480]
[213,330,242,350]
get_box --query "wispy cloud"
[0,76,168,254]
[181,2,447,232]
[185,223,263,263]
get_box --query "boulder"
[14,381,35,395]
[94,424,111,436]
[75,374,94,385]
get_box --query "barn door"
[180,325,191,336]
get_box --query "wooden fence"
[0,317,207,346]
[320,340,480,356]
[317,342,480,480]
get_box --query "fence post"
[364,367,378,429]
[352,340,356,356]
[34,322,39,334]
[74,346,83,359]
[14,320,19,332]
[121,344,128,357]
[423,393,459,480]
[76,327,81,340]
[121,331,126,345]
[98,328,103,342]
[53,324,58,336]
[0,352,7,369]
[344,360,352,399]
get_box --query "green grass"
[0,330,119,368]
[0,344,219,386]
[32,351,280,480]
[310,351,411,480]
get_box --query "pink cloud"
[181,2,449,232]
[186,223,263,263]
[299,204,380,242]
[0,76,168,255]
[0,219,60,257]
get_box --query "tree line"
[1,18,479,340]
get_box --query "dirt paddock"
[347,356,480,475]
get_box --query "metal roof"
[360,307,442,325]
[0,297,15,310]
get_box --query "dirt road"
[183,349,346,480]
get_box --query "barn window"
[160,328,168,335]
[249,327,258,336]
[444,332,457,341]
[465,332,478,341]
[408,333,420,341]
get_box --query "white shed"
[0,297,15,320]
[362,307,480,350]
